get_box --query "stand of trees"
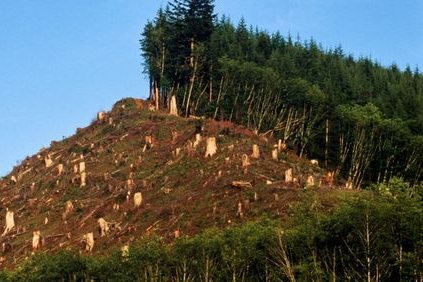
[141,0,423,188]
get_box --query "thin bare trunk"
[325,118,329,168]
[186,60,197,117]
[366,213,371,282]
[332,248,336,282]
[336,130,349,177]
[154,80,160,111]
[214,76,224,119]
[194,84,208,112]
[209,64,213,102]
[276,234,296,282]
[161,42,165,77]
[149,76,153,100]
[182,86,188,112]
[190,38,195,67]
[229,84,242,121]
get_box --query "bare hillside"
[0,98,346,267]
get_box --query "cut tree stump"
[231,181,253,189]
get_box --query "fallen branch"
[169,213,185,227]
[231,181,253,189]
[146,220,162,232]
[75,141,86,147]
[12,230,29,238]
[17,168,33,180]
[45,233,67,240]
[78,195,114,229]
[16,205,26,214]
[111,169,122,175]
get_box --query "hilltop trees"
[141,1,423,186]
[141,8,169,109]
[141,0,215,112]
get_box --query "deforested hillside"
[0,98,420,281]
[0,98,342,267]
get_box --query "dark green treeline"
[140,0,423,188]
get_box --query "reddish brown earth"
[0,98,350,267]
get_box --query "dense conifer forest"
[141,0,423,188]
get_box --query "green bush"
[9,251,89,282]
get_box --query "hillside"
[0,98,347,267]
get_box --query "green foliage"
[140,1,423,185]
[371,176,422,200]
[68,144,90,155]
[337,102,382,126]
[8,251,89,282]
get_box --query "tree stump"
[205,137,217,157]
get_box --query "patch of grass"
[124,210,134,221]
[114,98,137,110]
[175,121,191,131]
[162,159,200,179]
[188,119,204,133]
[194,217,209,229]
[61,186,86,204]
[68,144,90,155]
[112,170,127,181]
[101,125,115,135]
[136,209,155,225]
[245,191,256,200]
[43,180,57,190]
[155,126,171,141]
[149,114,166,123]
[39,204,50,214]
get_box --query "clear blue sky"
[0,0,422,176]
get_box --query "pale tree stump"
[205,137,217,157]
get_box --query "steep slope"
[0,98,346,267]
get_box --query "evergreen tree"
[141,2,423,185]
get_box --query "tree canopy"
[140,0,423,187]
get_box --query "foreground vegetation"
[2,179,421,281]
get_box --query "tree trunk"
[186,58,198,117]
[190,38,195,67]
[209,64,213,102]
[154,80,160,111]
[325,118,329,168]
[332,248,336,282]
[149,76,153,100]
[366,213,371,282]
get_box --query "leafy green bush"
[8,251,89,282]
